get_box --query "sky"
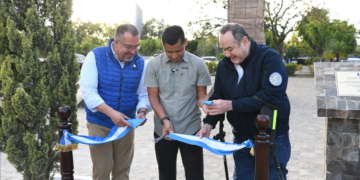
[71,0,360,40]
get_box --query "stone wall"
[228,0,266,44]
[314,62,360,179]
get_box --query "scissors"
[153,134,167,143]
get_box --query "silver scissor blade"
[153,134,166,143]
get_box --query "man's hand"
[206,99,232,115]
[162,120,174,138]
[108,110,131,127]
[196,124,213,139]
[136,111,147,126]
[201,103,209,115]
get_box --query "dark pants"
[154,132,204,180]
[233,132,291,180]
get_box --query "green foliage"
[0,1,79,179]
[265,0,311,55]
[354,46,360,57]
[265,28,276,50]
[298,8,357,61]
[216,52,225,60]
[297,64,303,72]
[73,20,116,55]
[285,63,297,76]
[285,45,300,60]
[138,38,162,56]
[206,62,217,75]
[297,7,330,59]
[309,65,314,76]
[186,40,199,54]
[324,20,357,61]
[195,35,222,57]
[141,18,168,40]
[304,58,313,65]
[75,36,106,56]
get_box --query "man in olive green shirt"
[144,25,211,180]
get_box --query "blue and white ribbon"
[168,133,253,155]
[57,118,253,155]
[57,118,145,152]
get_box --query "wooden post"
[254,114,270,180]
[58,106,74,180]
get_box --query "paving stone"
[1,72,325,179]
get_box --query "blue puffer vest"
[85,38,144,128]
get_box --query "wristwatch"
[137,108,147,116]
[160,116,170,125]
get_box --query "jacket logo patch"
[269,72,282,86]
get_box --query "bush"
[285,63,297,76]
[207,62,217,75]
[310,65,314,76]
[298,64,303,72]
[305,58,313,65]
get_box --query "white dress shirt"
[234,64,244,84]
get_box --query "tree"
[265,0,311,56]
[323,20,357,61]
[297,7,330,59]
[186,40,199,54]
[75,36,105,56]
[354,46,360,57]
[187,0,227,40]
[195,35,222,57]
[138,38,162,56]
[0,1,79,179]
[265,28,276,50]
[141,18,168,40]
[285,45,300,60]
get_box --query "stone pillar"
[314,62,360,179]
[228,0,266,44]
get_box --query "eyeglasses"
[116,38,141,51]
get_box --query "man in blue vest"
[197,23,291,180]
[80,24,151,180]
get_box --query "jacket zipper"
[118,66,124,111]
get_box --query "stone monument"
[228,0,266,44]
[314,62,360,179]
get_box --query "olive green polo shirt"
[144,52,212,136]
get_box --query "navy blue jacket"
[204,40,290,142]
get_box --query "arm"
[202,60,226,128]
[196,86,208,113]
[136,61,152,122]
[148,87,173,136]
[80,51,131,127]
[232,52,288,113]
[95,103,131,127]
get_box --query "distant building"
[134,4,143,35]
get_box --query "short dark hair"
[162,25,185,45]
[115,24,139,40]
[220,23,251,46]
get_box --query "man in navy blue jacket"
[197,23,291,180]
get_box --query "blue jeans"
[233,132,291,180]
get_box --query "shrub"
[305,58,313,65]
[207,62,217,75]
[310,65,314,76]
[285,63,297,76]
[298,64,303,73]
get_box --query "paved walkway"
[1,74,324,180]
